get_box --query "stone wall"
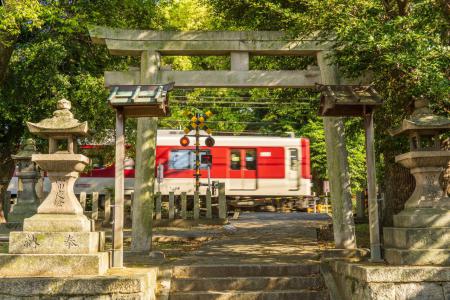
[323,260,450,300]
[0,268,158,300]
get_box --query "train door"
[229,149,257,190]
[288,148,300,190]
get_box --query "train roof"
[157,130,304,147]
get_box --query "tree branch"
[396,0,410,16]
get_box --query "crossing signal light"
[180,136,190,147]
[205,136,215,147]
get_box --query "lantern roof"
[11,138,39,160]
[27,99,88,138]
[390,97,450,136]
[317,84,382,117]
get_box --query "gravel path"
[173,212,332,265]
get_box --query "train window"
[230,150,241,170]
[289,148,299,171]
[245,150,257,170]
[169,150,191,170]
[169,149,211,170]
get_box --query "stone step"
[171,276,324,292]
[384,227,450,249]
[169,290,328,300]
[172,264,320,278]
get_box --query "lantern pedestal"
[383,150,450,266]
[0,100,109,277]
[0,139,40,234]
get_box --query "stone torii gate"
[89,26,363,267]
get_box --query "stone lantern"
[0,99,108,277]
[8,138,39,224]
[384,97,450,265]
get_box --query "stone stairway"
[166,263,329,300]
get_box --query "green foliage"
[0,0,160,168]
[0,0,43,45]
[158,0,213,30]
[206,0,450,193]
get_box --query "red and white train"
[8,130,312,201]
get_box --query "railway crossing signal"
[180,135,190,147]
[180,111,215,192]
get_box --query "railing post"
[218,182,226,219]
[181,192,187,219]
[206,188,212,219]
[168,191,175,220]
[129,191,134,221]
[155,192,162,220]
[103,191,111,225]
[92,192,99,220]
[79,192,86,211]
[193,191,200,220]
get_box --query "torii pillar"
[317,52,357,249]
[89,26,358,253]
[131,51,160,253]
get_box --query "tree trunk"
[381,151,415,227]
[0,159,15,223]
[0,44,14,84]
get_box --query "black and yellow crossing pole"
[194,113,201,192]
[180,111,214,192]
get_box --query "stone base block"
[0,267,157,299]
[9,231,105,254]
[0,252,109,276]
[384,248,450,266]
[24,213,91,232]
[320,248,369,262]
[384,227,450,249]
[322,260,450,300]
[393,209,450,228]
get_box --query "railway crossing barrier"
[307,196,331,214]
[153,182,227,227]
